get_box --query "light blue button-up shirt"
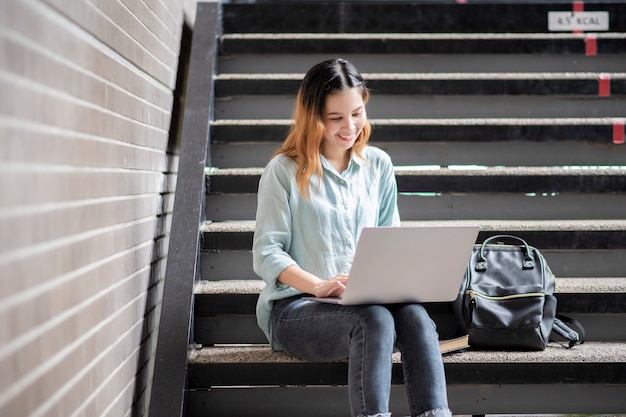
[253,146,401,350]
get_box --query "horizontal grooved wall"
[0,0,199,416]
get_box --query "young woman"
[252,58,452,417]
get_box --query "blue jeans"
[272,297,452,417]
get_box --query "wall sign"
[548,11,609,31]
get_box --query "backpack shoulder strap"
[551,314,586,348]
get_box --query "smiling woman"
[252,58,453,417]
[274,58,373,199]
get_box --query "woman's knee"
[394,304,437,334]
[350,305,395,343]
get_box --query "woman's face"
[321,87,367,158]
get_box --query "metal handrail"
[148,3,219,417]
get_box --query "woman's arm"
[278,265,348,298]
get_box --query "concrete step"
[195,277,626,300]
[193,278,626,344]
[206,166,626,220]
[209,119,626,168]
[187,340,626,415]
[189,343,626,381]
[206,166,626,194]
[200,219,626,251]
[199,220,626,279]
[214,94,626,120]
[222,2,626,34]
[211,118,623,143]
[189,343,626,374]
[209,140,626,170]
[206,192,626,222]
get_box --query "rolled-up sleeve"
[376,151,401,227]
[253,157,298,286]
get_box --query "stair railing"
[148,3,220,417]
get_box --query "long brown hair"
[274,58,372,199]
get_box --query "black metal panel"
[193,291,626,317]
[446,361,626,385]
[370,123,617,144]
[188,359,626,387]
[221,37,607,55]
[397,173,626,193]
[201,229,626,251]
[207,173,260,194]
[190,362,350,387]
[222,3,344,34]
[187,384,626,417]
[195,294,456,316]
[212,122,290,143]
[222,3,626,34]
[556,292,626,314]
[216,78,626,97]
[211,122,616,144]
[201,231,252,251]
[148,3,219,417]
[193,311,626,345]
[371,78,626,96]
[207,171,626,194]
[194,315,267,344]
[344,2,626,34]
[215,78,301,96]
[195,293,258,315]
[477,230,626,250]
[203,248,626,279]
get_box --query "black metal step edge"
[194,292,626,316]
[201,230,626,251]
[215,77,626,96]
[222,3,626,34]
[211,123,617,143]
[207,172,626,194]
[189,360,626,387]
[220,37,625,55]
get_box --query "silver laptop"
[304,224,479,305]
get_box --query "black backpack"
[453,235,584,350]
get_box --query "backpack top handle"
[475,234,535,272]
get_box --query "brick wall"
[0,0,200,415]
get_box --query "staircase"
[149,2,626,417]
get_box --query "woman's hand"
[312,274,348,298]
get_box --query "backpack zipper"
[467,290,545,301]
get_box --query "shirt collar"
[320,151,365,175]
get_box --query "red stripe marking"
[573,1,585,12]
[613,119,625,145]
[573,1,584,33]
[585,34,597,56]
[598,74,611,97]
